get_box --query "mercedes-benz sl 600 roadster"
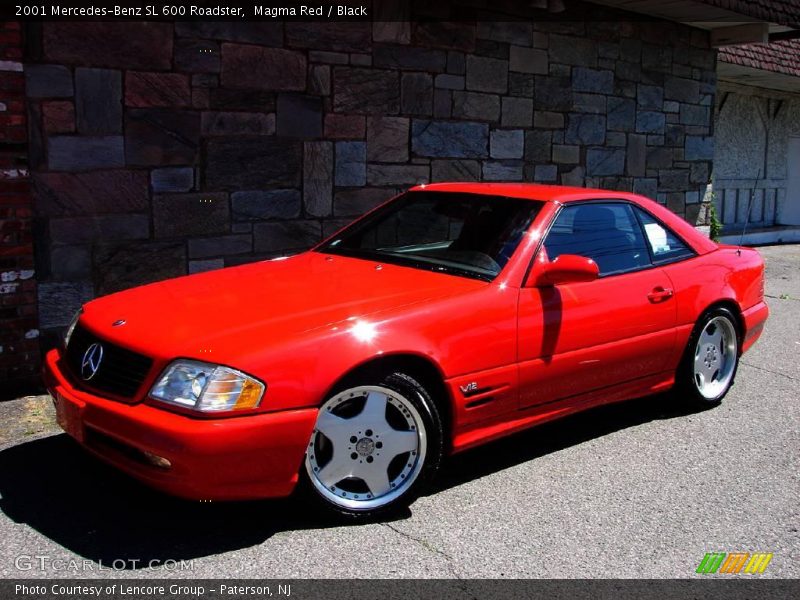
[44,183,768,517]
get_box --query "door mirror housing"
[532,254,599,287]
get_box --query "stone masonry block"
[153,192,230,238]
[490,129,524,159]
[411,120,489,158]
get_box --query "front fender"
[238,283,519,412]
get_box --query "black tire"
[675,306,741,408]
[299,371,443,520]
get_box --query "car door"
[517,201,677,409]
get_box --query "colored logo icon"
[696,552,773,574]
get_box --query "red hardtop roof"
[410,182,636,203]
[410,182,718,255]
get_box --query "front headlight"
[149,360,265,413]
[64,308,83,347]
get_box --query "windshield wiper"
[316,247,494,282]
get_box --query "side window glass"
[543,203,651,276]
[634,208,695,263]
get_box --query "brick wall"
[19,12,717,370]
[0,20,38,394]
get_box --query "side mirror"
[532,254,599,287]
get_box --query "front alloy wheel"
[304,373,441,517]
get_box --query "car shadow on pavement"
[433,391,704,494]
[0,391,701,569]
[0,433,357,569]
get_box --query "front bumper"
[43,349,318,501]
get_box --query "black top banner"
[3,0,768,22]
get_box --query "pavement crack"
[381,522,469,584]
[381,523,455,564]
[741,360,796,381]
[765,294,799,301]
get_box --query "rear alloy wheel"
[678,307,740,407]
[304,373,442,518]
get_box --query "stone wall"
[22,14,717,356]
[0,20,38,393]
[713,81,800,227]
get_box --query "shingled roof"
[698,0,800,28]
[719,39,800,78]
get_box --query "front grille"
[65,324,154,400]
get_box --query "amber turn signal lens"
[235,379,263,410]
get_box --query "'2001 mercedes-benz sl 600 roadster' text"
[44,183,768,517]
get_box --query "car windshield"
[317,191,543,281]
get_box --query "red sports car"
[44,183,768,518]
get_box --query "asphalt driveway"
[0,245,797,579]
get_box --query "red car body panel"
[44,184,768,500]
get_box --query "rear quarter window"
[634,207,696,264]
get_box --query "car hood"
[81,251,486,360]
